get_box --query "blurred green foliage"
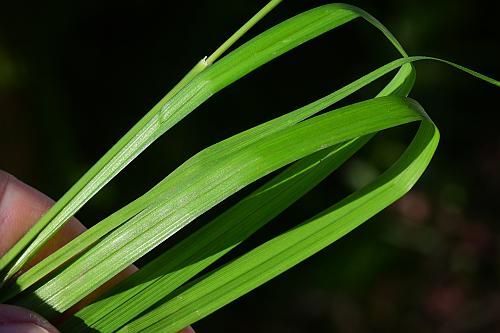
[0,0,499,332]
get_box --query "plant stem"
[206,0,284,64]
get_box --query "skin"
[0,170,194,333]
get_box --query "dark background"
[1,0,499,332]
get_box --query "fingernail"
[0,323,50,333]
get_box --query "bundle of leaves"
[0,1,498,332]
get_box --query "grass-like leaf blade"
[120,119,439,333]
[15,96,424,316]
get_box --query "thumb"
[0,304,59,333]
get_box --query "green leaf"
[62,137,370,332]
[15,96,425,317]
[0,0,285,282]
[2,1,498,332]
[2,54,414,303]
[119,116,439,333]
[13,50,498,304]
[59,55,499,332]
[2,1,414,296]
[64,53,419,333]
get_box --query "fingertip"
[0,170,52,256]
[0,304,60,333]
[0,323,51,333]
[0,170,86,261]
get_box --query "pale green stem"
[206,0,284,64]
